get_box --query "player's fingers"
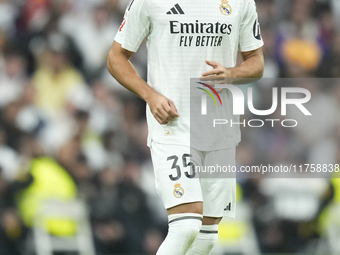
[154,115,167,125]
[151,102,168,121]
[153,109,169,124]
[156,106,172,121]
[162,104,176,119]
[164,106,177,121]
[167,100,180,117]
[201,69,223,77]
[209,74,226,80]
[205,60,220,68]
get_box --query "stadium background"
[0,0,340,254]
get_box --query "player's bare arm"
[107,41,179,124]
[201,47,264,82]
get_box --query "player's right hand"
[146,92,179,124]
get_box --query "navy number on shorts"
[167,154,196,181]
[182,154,195,178]
[167,155,181,181]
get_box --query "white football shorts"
[150,141,236,218]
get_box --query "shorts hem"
[165,200,203,210]
[202,212,236,218]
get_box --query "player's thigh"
[202,216,223,225]
[150,141,204,211]
[200,146,237,218]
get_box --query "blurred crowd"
[0,0,340,254]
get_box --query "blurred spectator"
[11,154,80,255]
[0,181,23,255]
[17,0,51,34]
[0,45,27,108]
[275,0,325,77]
[258,178,331,253]
[65,2,120,81]
[89,79,122,135]
[91,159,161,254]
[23,13,83,71]
[32,33,84,119]
[0,128,20,181]
[0,101,26,151]
[57,112,94,188]
[0,0,18,37]
[15,83,46,135]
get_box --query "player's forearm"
[225,48,264,85]
[201,48,264,84]
[107,45,156,102]
[228,52,264,80]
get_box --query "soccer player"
[107,0,264,254]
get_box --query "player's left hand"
[201,60,233,79]
[200,60,233,92]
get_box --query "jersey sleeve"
[114,0,151,52]
[238,0,264,52]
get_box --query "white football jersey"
[115,0,264,150]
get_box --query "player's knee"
[186,224,219,255]
[168,213,202,247]
[171,219,201,238]
[170,221,201,250]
